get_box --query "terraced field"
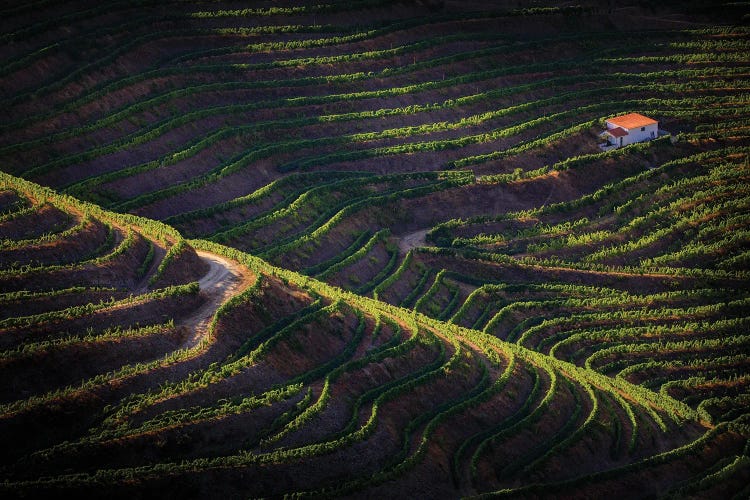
[1,0,749,498]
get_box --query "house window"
[641,127,645,131]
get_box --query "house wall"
[621,123,658,145]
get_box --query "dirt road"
[397,229,429,254]
[177,250,253,349]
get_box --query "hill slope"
[0,171,747,498]
[2,0,748,279]
[1,0,749,498]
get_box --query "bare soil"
[0,203,72,240]
[0,289,131,321]
[177,250,254,349]
[0,216,110,269]
[149,243,210,289]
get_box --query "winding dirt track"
[177,250,253,349]
[397,229,429,254]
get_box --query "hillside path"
[397,229,429,254]
[178,250,254,349]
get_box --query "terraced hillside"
[0,172,746,498]
[1,0,749,498]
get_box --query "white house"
[600,113,658,148]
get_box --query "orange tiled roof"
[606,127,628,138]
[606,113,657,129]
